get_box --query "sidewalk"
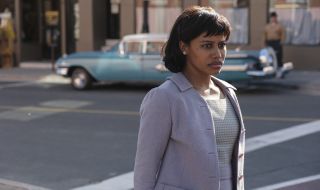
[0,62,69,84]
[0,178,49,190]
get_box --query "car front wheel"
[71,68,92,90]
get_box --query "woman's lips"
[208,61,223,68]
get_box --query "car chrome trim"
[56,67,69,76]
[155,64,168,72]
[222,65,248,71]
[246,66,275,77]
[226,54,250,58]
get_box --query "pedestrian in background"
[134,6,245,190]
[264,11,285,70]
[0,12,15,69]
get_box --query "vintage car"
[55,33,293,90]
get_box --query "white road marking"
[0,106,56,121]
[40,100,91,109]
[71,120,320,190]
[0,100,92,121]
[252,174,320,190]
[0,82,37,89]
[245,120,320,152]
[72,172,133,190]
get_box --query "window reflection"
[209,0,249,44]
[146,41,164,54]
[136,0,182,34]
[270,0,320,45]
[124,41,142,54]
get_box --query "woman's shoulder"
[142,80,179,104]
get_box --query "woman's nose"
[212,47,223,58]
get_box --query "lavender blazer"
[134,72,245,190]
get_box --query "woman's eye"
[218,42,226,49]
[202,44,212,49]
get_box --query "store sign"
[45,11,59,26]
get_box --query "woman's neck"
[182,69,221,98]
[182,69,211,90]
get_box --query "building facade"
[0,0,319,70]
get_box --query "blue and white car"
[55,33,293,90]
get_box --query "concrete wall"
[285,46,320,70]
[120,0,135,37]
[183,0,199,8]
[76,0,106,51]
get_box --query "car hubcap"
[73,72,87,89]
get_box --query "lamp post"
[141,0,149,33]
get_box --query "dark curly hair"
[162,6,231,73]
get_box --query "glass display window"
[135,0,182,34]
[209,0,249,44]
[269,0,320,45]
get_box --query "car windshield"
[109,43,119,52]
[124,41,143,54]
[146,41,165,54]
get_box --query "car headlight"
[259,49,273,65]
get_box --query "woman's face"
[181,33,227,76]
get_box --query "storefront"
[1,0,319,69]
[123,0,320,69]
[0,0,120,64]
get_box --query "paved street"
[0,63,319,190]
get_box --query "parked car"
[55,33,293,90]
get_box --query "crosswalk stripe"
[245,120,320,152]
[253,174,320,190]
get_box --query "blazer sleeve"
[134,87,172,190]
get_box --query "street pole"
[142,0,149,33]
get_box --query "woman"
[134,6,245,190]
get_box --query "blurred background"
[0,0,319,70]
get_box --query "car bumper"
[246,66,276,77]
[56,66,69,76]
[246,62,294,78]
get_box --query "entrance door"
[42,0,61,59]
[106,0,120,39]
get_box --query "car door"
[95,41,144,81]
[141,41,171,82]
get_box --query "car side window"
[124,41,142,54]
[146,41,164,54]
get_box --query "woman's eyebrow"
[200,40,214,43]
[199,40,226,43]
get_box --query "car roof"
[122,33,168,42]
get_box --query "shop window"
[270,0,320,45]
[136,0,182,33]
[209,0,249,44]
[146,41,165,54]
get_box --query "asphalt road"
[0,69,319,190]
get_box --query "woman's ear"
[179,41,188,55]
